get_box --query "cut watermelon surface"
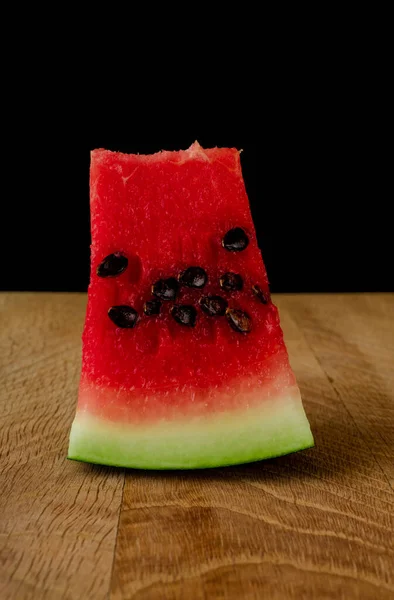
[68,142,314,469]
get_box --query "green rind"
[68,391,314,470]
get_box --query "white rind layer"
[68,386,314,469]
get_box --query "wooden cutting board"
[1,293,393,599]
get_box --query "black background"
[1,18,392,295]
[2,134,392,293]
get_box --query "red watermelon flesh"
[68,142,314,468]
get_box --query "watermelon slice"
[68,142,314,469]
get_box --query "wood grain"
[1,293,393,599]
[0,294,125,600]
[288,293,394,488]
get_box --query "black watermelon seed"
[170,305,197,327]
[252,284,269,304]
[226,308,252,333]
[222,228,249,252]
[178,266,208,289]
[143,300,162,316]
[219,272,243,292]
[108,305,138,328]
[199,295,228,316]
[152,278,179,301]
[97,253,128,277]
